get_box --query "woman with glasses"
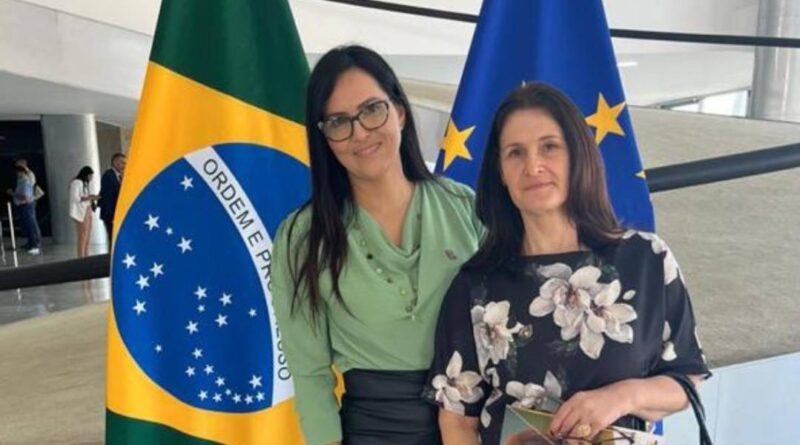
[425,83,709,445]
[271,45,483,445]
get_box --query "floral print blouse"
[424,231,710,445]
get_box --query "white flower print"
[431,351,484,415]
[530,264,637,359]
[472,301,523,371]
[537,263,573,281]
[694,327,704,349]
[506,371,563,412]
[695,327,708,364]
[581,279,638,359]
[622,289,636,301]
[480,388,504,428]
[485,366,501,387]
[529,264,597,341]
[541,371,563,412]
[624,230,682,286]
[661,321,677,362]
[480,367,506,427]
[506,381,547,409]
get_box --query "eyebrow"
[501,134,563,149]
[325,97,383,118]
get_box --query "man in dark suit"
[99,153,126,243]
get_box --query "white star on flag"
[225,389,232,396]
[220,293,232,306]
[248,308,257,317]
[192,348,203,359]
[249,375,262,389]
[233,394,241,403]
[150,262,164,277]
[166,227,174,235]
[245,395,253,405]
[215,377,226,387]
[194,286,207,299]
[155,344,162,353]
[145,214,160,231]
[256,392,265,402]
[186,321,199,335]
[132,300,146,315]
[181,176,194,191]
[136,275,150,290]
[198,390,208,401]
[197,304,205,313]
[213,393,222,403]
[204,365,214,375]
[215,314,228,327]
[178,237,192,253]
[185,366,196,377]
[122,254,136,269]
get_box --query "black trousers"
[341,369,442,445]
[101,217,112,241]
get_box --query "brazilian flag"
[105,1,309,443]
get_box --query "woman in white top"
[69,166,99,257]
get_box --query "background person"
[69,166,100,258]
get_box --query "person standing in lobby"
[6,160,42,255]
[69,166,99,258]
[99,153,125,243]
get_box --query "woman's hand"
[548,381,634,440]
[548,374,703,440]
[440,409,480,445]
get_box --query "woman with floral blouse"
[425,83,709,445]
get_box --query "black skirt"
[340,369,442,445]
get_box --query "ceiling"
[0,0,762,126]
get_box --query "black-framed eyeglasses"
[317,100,391,142]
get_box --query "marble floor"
[0,241,110,326]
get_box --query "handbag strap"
[663,372,713,445]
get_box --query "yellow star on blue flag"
[586,93,626,145]
[440,119,475,171]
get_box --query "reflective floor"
[0,241,110,327]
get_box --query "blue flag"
[436,0,654,231]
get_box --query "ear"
[395,103,406,130]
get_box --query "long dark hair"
[285,45,434,323]
[75,166,94,184]
[467,82,623,270]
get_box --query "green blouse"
[271,178,483,445]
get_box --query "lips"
[354,143,380,157]
[522,182,553,191]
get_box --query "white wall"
[17,0,160,35]
[14,0,760,56]
[1,0,763,122]
[606,0,758,53]
[0,0,150,98]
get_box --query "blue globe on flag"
[112,143,309,413]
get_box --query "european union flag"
[436,0,654,231]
